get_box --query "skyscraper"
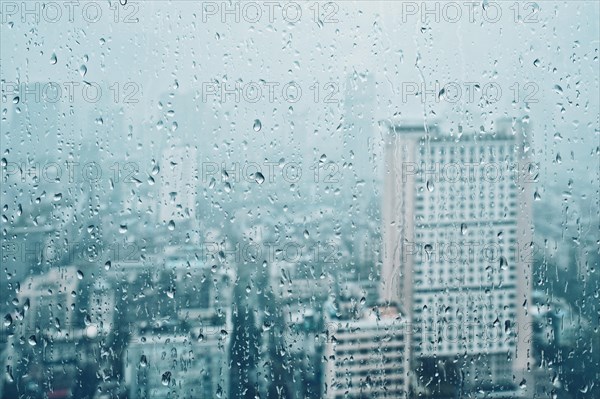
[381,119,534,395]
[323,286,410,399]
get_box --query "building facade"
[381,120,534,394]
[323,288,410,399]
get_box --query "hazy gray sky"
[2,1,598,198]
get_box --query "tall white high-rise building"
[323,293,410,399]
[381,119,534,394]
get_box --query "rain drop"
[424,244,433,260]
[161,371,171,386]
[254,172,265,184]
[5,368,13,383]
[519,379,527,389]
[553,84,563,94]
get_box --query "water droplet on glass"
[253,119,262,132]
[79,65,87,77]
[50,53,57,64]
[460,223,467,235]
[3,314,12,327]
[28,335,37,346]
[168,220,175,230]
[438,87,445,100]
[553,84,563,94]
[519,379,527,389]
[104,261,111,271]
[140,355,147,367]
[254,172,265,184]
[424,244,433,260]
[500,256,508,270]
[426,180,434,192]
[161,371,171,386]
[77,270,84,279]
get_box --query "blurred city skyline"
[1,2,599,399]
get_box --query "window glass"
[1,2,598,398]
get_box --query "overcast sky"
[2,1,598,204]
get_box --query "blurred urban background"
[1,1,599,398]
